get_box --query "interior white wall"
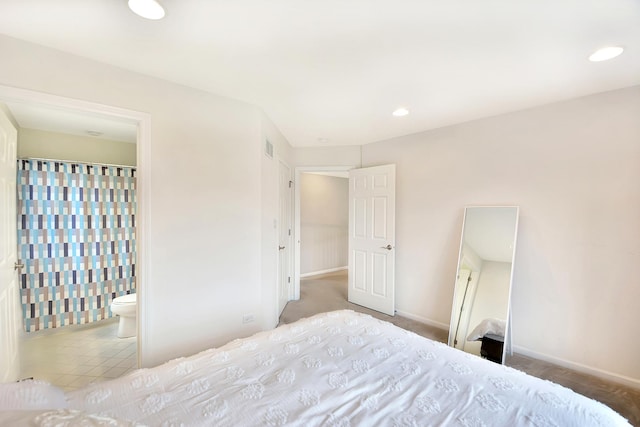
[362,85,640,385]
[18,128,136,166]
[300,173,348,275]
[0,103,18,128]
[293,146,362,167]
[0,35,287,367]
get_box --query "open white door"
[277,160,293,316]
[0,109,21,381]
[348,164,396,316]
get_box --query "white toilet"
[110,293,137,338]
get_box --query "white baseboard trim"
[384,310,640,390]
[395,310,450,332]
[390,313,640,389]
[513,345,640,390]
[300,266,347,278]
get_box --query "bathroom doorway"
[0,85,149,388]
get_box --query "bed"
[1,310,631,426]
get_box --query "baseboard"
[391,313,640,390]
[395,310,450,332]
[513,345,640,390]
[300,266,347,278]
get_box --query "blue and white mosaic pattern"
[17,159,136,332]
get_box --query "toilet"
[110,293,137,338]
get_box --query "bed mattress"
[66,310,630,426]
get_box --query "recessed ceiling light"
[588,46,624,62]
[86,130,103,137]
[392,108,409,117]
[128,0,166,20]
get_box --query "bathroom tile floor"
[19,318,137,392]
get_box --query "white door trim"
[293,165,357,300]
[0,84,150,368]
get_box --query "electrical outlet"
[242,314,255,324]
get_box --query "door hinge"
[288,229,291,236]
[287,277,291,283]
[289,180,293,188]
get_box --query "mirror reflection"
[448,206,519,364]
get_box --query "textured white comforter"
[67,310,630,426]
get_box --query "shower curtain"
[16,159,136,332]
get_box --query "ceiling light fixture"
[128,0,166,20]
[86,130,103,137]
[392,108,409,117]
[588,46,624,62]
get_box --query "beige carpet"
[279,270,640,426]
[279,269,448,343]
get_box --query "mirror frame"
[448,206,519,364]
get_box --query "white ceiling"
[0,0,638,147]
[5,101,138,143]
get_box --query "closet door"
[278,160,293,316]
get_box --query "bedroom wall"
[0,35,288,367]
[18,128,136,166]
[361,85,640,386]
[0,102,18,128]
[300,173,348,276]
[293,145,362,167]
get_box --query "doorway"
[0,85,149,385]
[292,164,397,318]
[293,166,353,303]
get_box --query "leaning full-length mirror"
[448,206,519,364]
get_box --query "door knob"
[279,246,286,250]
[14,261,24,271]
[381,244,393,250]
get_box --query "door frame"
[0,84,150,368]
[293,165,357,300]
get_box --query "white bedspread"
[67,310,630,426]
